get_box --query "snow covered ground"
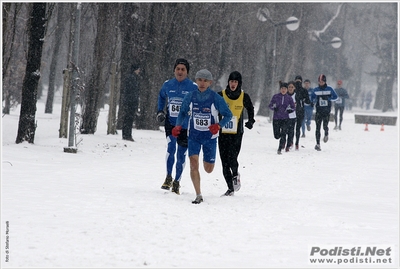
[1,96,399,268]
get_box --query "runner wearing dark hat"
[157,58,197,194]
[269,81,296,155]
[217,71,255,196]
[310,74,338,151]
[293,75,311,150]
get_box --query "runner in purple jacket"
[268,82,296,154]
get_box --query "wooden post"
[59,68,71,138]
[107,62,118,135]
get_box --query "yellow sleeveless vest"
[221,90,244,134]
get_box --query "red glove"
[208,123,220,135]
[172,126,182,137]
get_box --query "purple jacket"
[269,93,295,120]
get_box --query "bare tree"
[80,3,119,134]
[2,3,28,114]
[3,2,397,137]
[116,3,138,130]
[15,3,47,144]
[45,3,66,114]
[371,4,397,112]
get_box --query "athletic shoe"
[315,144,321,151]
[123,137,135,142]
[323,135,329,143]
[233,173,241,192]
[285,147,290,152]
[295,144,299,150]
[221,189,234,197]
[192,195,203,204]
[301,133,305,138]
[171,180,180,195]
[277,149,282,155]
[339,126,341,130]
[307,125,311,131]
[334,126,338,130]
[161,175,173,190]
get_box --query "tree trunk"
[2,3,22,114]
[45,4,65,113]
[116,4,135,130]
[16,3,46,144]
[80,3,110,134]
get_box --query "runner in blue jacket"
[172,69,232,204]
[156,58,198,194]
[310,74,338,151]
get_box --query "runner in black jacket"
[294,75,311,150]
[217,71,255,196]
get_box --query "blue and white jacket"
[157,77,198,128]
[310,84,338,116]
[176,88,233,141]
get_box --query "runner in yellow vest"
[217,71,255,196]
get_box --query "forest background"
[2,2,398,144]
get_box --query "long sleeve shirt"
[311,84,338,115]
[268,93,296,120]
[176,88,233,141]
[157,77,198,128]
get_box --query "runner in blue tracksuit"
[303,79,314,132]
[172,69,232,204]
[156,58,198,194]
[310,74,338,151]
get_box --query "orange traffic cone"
[364,123,369,131]
[380,124,384,131]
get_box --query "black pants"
[334,106,345,127]
[272,119,289,150]
[286,118,296,148]
[295,110,305,146]
[122,108,135,139]
[315,112,330,144]
[218,132,243,191]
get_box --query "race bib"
[319,99,328,107]
[193,113,211,131]
[222,116,238,134]
[168,99,181,117]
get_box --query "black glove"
[245,120,254,129]
[286,106,294,114]
[272,103,278,112]
[156,111,165,122]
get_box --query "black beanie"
[279,81,288,89]
[228,71,242,88]
[174,58,190,73]
[295,75,302,82]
